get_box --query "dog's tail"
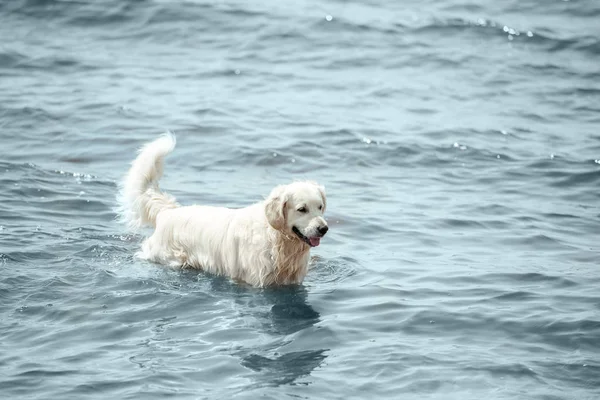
[117,133,179,230]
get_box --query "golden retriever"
[118,133,328,286]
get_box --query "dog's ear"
[316,184,327,213]
[265,185,288,230]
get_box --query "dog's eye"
[318,205,323,210]
[297,207,307,213]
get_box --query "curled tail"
[117,133,179,230]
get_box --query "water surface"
[1,0,599,399]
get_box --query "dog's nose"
[317,225,329,236]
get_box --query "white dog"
[118,133,329,287]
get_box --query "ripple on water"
[306,255,358,288]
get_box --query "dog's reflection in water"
[240,348,328,387]
[206,276,328,386]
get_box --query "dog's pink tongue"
[309,237,321,247]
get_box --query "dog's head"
[265,181,328,247]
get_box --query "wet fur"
[117,133,327,287]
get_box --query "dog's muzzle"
[293,225,328,247]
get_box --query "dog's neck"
[267,227,310,285]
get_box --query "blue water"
[1,0,600,398]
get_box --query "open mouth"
[292,226,321,247]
